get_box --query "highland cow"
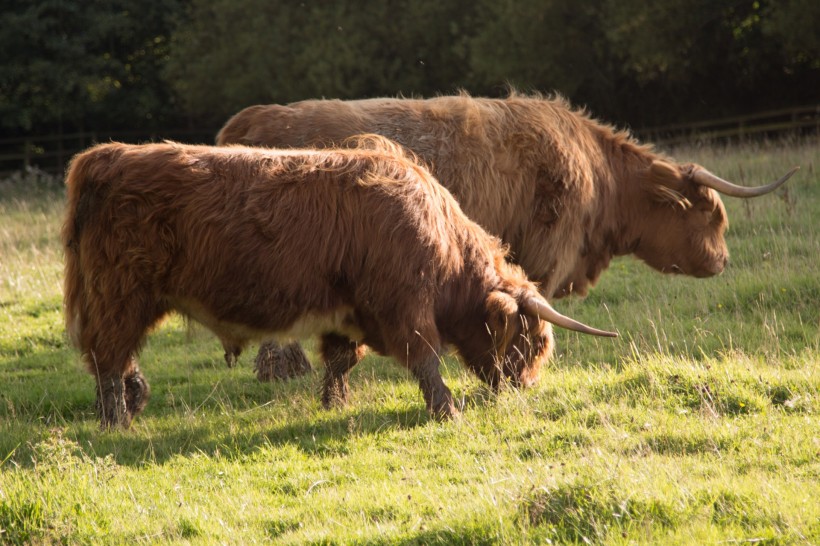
[217,92,797,378]
[62,137,616,429]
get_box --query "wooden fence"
[1,104,818,177]
[637,104,820,145]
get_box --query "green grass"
[1,141,818,545]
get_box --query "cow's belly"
[168,296,364,346]
[275,307,364,342]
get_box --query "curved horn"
[692,166,799,198]
[521,296,618,338]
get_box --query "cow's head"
[459,280,617,390]
[631,160,798,277]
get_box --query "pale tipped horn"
[521,296,618,338]
[692,166,799,198]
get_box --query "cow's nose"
[720,254,729,271]
[713,254,729,275]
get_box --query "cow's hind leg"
[320,333,366,408]
[254,341,312,381]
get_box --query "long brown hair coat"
[63,137,567,427]
[217,92,735,298]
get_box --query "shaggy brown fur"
[218,92,734,297]
[63,137,588,428]
[217,92,739,377]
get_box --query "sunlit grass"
[1,139,818,544]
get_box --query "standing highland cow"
[217,92,797,379]
[62,137,615,429]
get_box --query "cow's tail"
[61,143,120,348]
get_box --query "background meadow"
[0,138,818,544]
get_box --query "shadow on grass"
[3,344,556,470]
[87,406,434,467]
[356,524,502,546]
[2,359,498,469]
[104,378,508,467]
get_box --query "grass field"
[1,138,818,545]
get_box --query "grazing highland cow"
[62,137,615,429]
[217,92,798,378]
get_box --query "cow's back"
[66,142,476,333]
[217,96,603,295]
[218,97,539,251]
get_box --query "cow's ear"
[643,160,692,209]
[647,160,686,191]
[485,291,518,342]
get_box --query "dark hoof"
[96,378,130,430]
[321,375,350,409]
[224,350,239,368]
[124,369,150,419]
[96,367,151,430]
[255,341,312,382]
[429,397,460,421]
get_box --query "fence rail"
[637,104,820,145]
[1,104,818,177]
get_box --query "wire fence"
[1,104,818,177]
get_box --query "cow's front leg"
[96,355,150,429]
[223,345,241,368]
[411,356,459,420]
[123,357,150,419]
[320,333,366,408]
[96,371,128,429]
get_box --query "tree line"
[2,0,818,138]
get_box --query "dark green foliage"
[762,0,820,69]
[2,0,818,135]
[0,0,187,134]
[165,0,477,125]
[469,0,611,104]
[163,0,820,127]
[603,0,820,125]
